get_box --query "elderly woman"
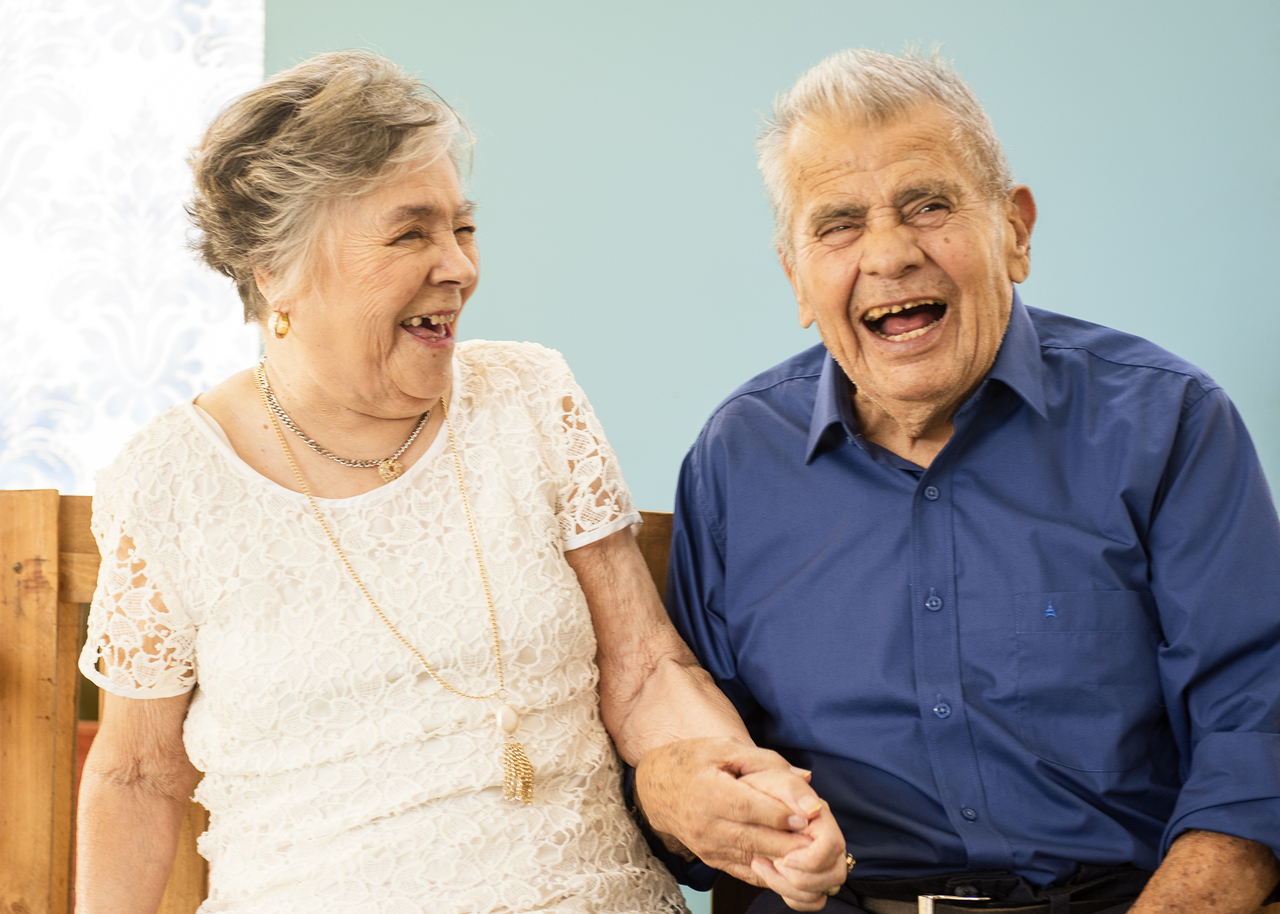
[74,51,843,914]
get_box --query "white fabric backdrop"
[0,0,263,494]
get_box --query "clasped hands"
[635,738,848,911]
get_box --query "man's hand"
[635,737,847,910]
[738,768,849,910]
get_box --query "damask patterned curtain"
[0,0,263,493]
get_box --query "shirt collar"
[983,289,1048,421]
[803,289,1047,463]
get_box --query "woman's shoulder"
[455,339,575,397]
[456,338,570,372]
[95,403,206,499]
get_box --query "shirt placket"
[909,464,1012,871]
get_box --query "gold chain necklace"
[257,358,430,483]
[253,364,535,803]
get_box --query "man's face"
[780,104,1035,423]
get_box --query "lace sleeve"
[78,511,196,698]
[549,373,641,551]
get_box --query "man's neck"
[851,390,958,469]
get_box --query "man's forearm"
[1129,829,1280,914]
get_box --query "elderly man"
[647,49,1280,914]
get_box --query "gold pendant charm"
[377,458,403,483]
[502,739,535,804]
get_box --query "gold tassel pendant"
[502,739,535,804]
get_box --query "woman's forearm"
[76,692,200,914]
[565,526,747,760]
[76,765,193,913]
[569,527,847,903]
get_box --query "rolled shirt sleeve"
[1148,387,1280,856]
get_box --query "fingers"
[738,768,825,825]
[634,737,846,886]
[750,856,830,911]
[780,801,846,876]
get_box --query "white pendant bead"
[496,703,520,735]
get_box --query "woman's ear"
[252,266,276,308]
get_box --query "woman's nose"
[431,234,478,286]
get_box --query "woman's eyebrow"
[384,199,478,225]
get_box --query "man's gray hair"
[757,48,1013,259]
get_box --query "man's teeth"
[401,313,456,327]
[883,324,935,342]
[863,300,944,323]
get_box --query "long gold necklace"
[254,364,535,803]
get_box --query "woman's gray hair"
[188,50,471,321]
[757,48,1013,259]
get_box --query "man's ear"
[1005,186,1036,284]
[778,246,816,328]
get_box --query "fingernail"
[790,766,812,776]
[788,814,807,830]
[800,795,822,815]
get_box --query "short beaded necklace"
[253,363,534,803]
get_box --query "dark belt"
[855,896,1128,914]
[841,864,1148,914]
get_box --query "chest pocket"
[1014,591,1165,772]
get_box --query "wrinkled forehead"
[783,104,979,204]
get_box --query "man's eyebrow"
[384,199,478,224]
[894,182,962,209]
[806,202,868,227]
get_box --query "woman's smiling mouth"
[399,311,456,341]
[863,299,947,342]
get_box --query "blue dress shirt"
[667,293,1280,886]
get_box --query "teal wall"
[266,0,1280,513]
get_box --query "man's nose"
[858,222,924,279]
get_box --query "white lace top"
[79,341,688,914]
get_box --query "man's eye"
[455,225,477,237]
[394,229,424,243]
[912,202,950,222]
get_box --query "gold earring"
[268,310,290,339]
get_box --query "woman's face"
[269,154,479,419]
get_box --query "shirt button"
[961,807,978,821]
[933,702,951,719]
[925,594,943,611]
[923,486,940,501]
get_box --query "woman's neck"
[195,364,449,499]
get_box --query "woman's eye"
[394,229,423,243]
[456,225,477,237]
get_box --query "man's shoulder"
[1027,306,1220,394]
[703,342,828,426]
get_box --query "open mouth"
[399,312,456,342]
[862,299,947,342]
